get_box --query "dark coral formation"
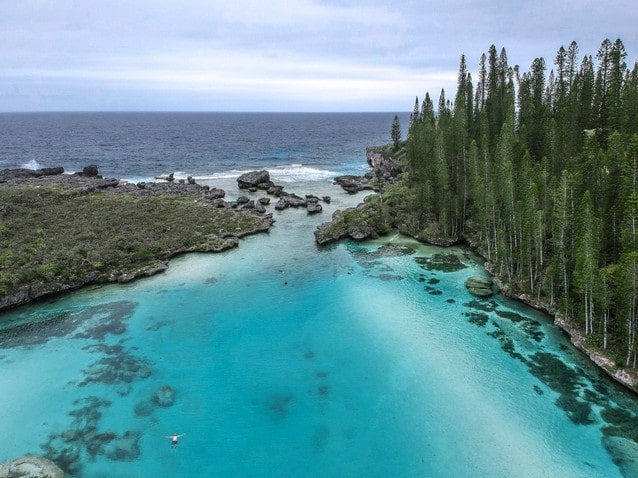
[415,253,467,272]
[135,384,177,417]
[41,396,142,476]
[0,301,136,350]
[77,341,152,387]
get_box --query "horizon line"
[0,110,411,115]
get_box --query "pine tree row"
[391,38,638,366]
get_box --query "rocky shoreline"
[0,165,344,312]
[316,147,638,394]
[0,166,276,311]
[11,161,628,394]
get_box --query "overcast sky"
[1,0,636,112]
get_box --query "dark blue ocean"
[0,112,407,182]
[1,113,638,477]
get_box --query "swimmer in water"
[165,433,186,449]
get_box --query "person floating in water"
[165,433,186,449]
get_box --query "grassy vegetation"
[0,183,271,301]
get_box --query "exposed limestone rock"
[366,147,404,181]
[237,170,271,189]
[314,205,378,245]
[0,455,64,478]
[307,202,323,214]
[333,175,376,194]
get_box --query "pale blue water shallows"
[1,113,638,477]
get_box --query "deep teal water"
[1,182,638,477]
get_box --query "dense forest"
[379,39,638,368]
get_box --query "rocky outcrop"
[236,170,329,214]
[80,164,99,177]
[366,147,404,182]
[275,193,306,210]
[333,174,377,194]
[111,261,169,283]
[0,271,102,311]
[329,147,403,195]
[0,455,64,478]
[465,276,494,297]
[237,170,272,190]
[306,196,323,214]
[0,167,65,181]
[314,204,379,245]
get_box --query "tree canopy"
[385,38,638,367]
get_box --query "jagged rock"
[322,196,331,203]
[254,201,267,213]
[241,200,255,209]
[366,147,404,181]
[314,205,378,244]
[187,176,196,184]
[236,196,250,205]
[81,165,99,177]
[257,181,276,190]
[465,276,494,297]
[307,202,323,214]
[0,167,64,181]
[210,198,228,208]
[334,175,364,193]
[333,175,376,194]
[349,224,376,240]
[275,194,307,210]
[258,197,270,205]
[207,188,226,199]
[137,182,147,189]
[0,455,64,478]
[40,167,66,176]
[286,194,306,207]
[237,170,270,189]
[267,185,285,196]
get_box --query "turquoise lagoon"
[1,182,638,477]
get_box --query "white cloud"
[0,0,636,111]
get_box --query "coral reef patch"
[41,396,142,476]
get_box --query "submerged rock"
[153,384,176,407]
[602,435,638,477]
[465,276,494,297]
[0,455,64,478]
